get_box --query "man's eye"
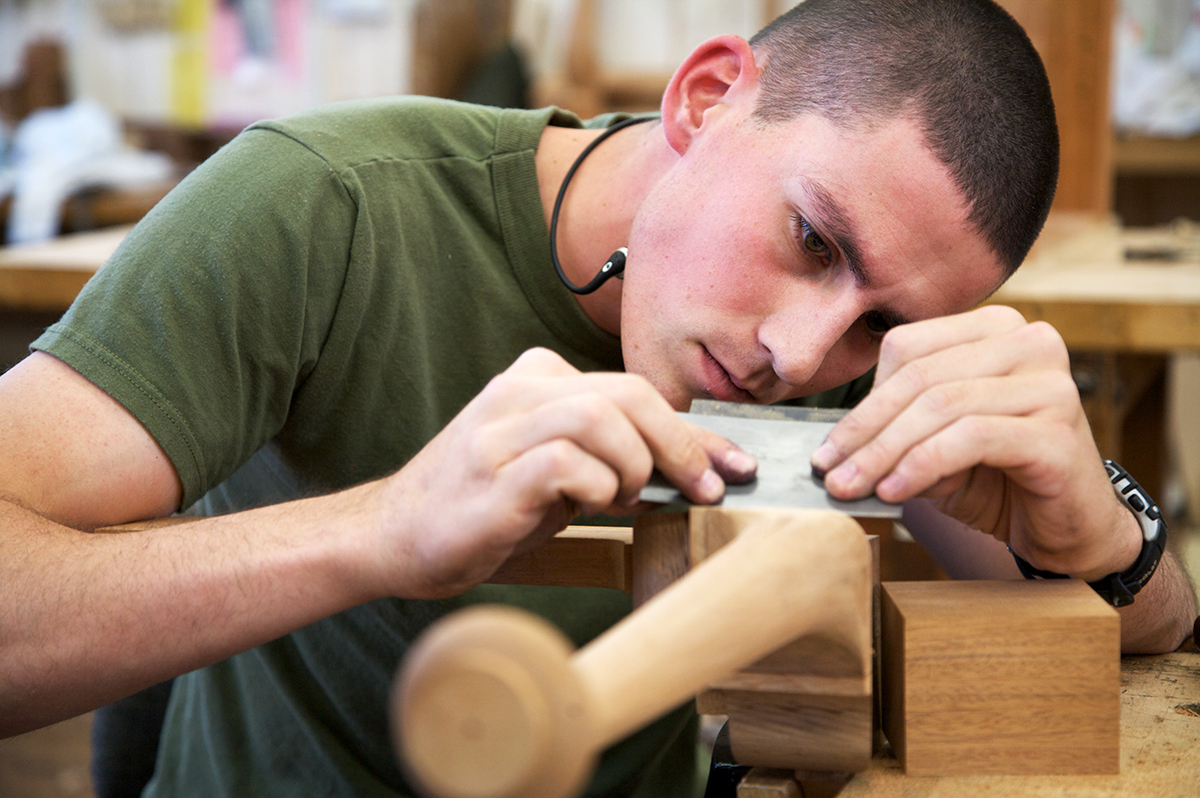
[804,228,828,255]
[794,215,831,259]
[863,311,893,336]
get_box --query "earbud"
[600,248,627,281]
[556,248,627,295]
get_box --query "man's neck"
[535,120,669,336]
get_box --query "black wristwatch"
[1009,460,1167,607]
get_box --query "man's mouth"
[699,346,756,403]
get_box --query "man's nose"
[758,294,863,388]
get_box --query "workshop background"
[1,1,1199,796]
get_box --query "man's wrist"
[1010,460,1167,607]
[1073,503,1143,583]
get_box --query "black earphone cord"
[550,116,653,295]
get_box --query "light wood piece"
[736,767,852,798]
[635,511,891,773]
[679,508,878,772]
[391,507,873,798]
[880,580,1120,776]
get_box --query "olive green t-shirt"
[33,96,871,796]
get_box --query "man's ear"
[661,35,760,156]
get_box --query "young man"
[0,0,1194,796]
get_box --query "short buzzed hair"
[750,0,1058,275]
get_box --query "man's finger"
[476,394,654,507]
[866,414,1073,504]
[821,371,1079,499]
[874,305,1028,384]
[503,371,726,504]
[495,438,624,521]
[686,423,758,484]
[814,321,1068,477]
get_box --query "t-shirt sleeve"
[32,128,358,509]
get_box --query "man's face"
[619,108,1007,410]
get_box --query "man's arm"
[1,349,754,737]
[814,306,1196,654]
[0,352,392,735]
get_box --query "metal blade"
[638,401,901,518]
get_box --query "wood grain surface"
[841,641,1199,797]
[881,580,1121,777]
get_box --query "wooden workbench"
[837,640,1199,797]
[0,225,129,312]
[993,213,1200,351]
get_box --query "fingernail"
[811,441,837,473]
[877,473,904,499]
[825,461,859,494]
[723,449,757,477]
[697,468,725,503]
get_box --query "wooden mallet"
[390,508,872,798]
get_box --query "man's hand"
[810,306,1197,652]
[372,348,756,598]
[811,305,1139,581]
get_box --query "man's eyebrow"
[799,177,913,328]
[799,177,871,284]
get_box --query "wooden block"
[486,526,632,591]
[724,689,873,772]
[631,512,691,607]
[731,767,859,798]
[855,518,888,756]
[880,580,1120,776]
[688,508,874,690]
[737,767,800,798]
[792,770,853,798]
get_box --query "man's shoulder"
[242,97,561,170]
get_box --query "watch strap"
[1009,460,1167,608]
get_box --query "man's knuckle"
[610,372,656,406]
[894,359,933,397]
[1046,370,1081,404]
[903,435,953,482]
[1021,321,1068,358]
[879,326,917,363]
[831,411,869,443]
[481,371,519,401]
[921,382,966,416]
[539,439,578,474]
[982,304,1026,327]
[572,393,612,428]
[953,414,992,447]
[631,451,654,487]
